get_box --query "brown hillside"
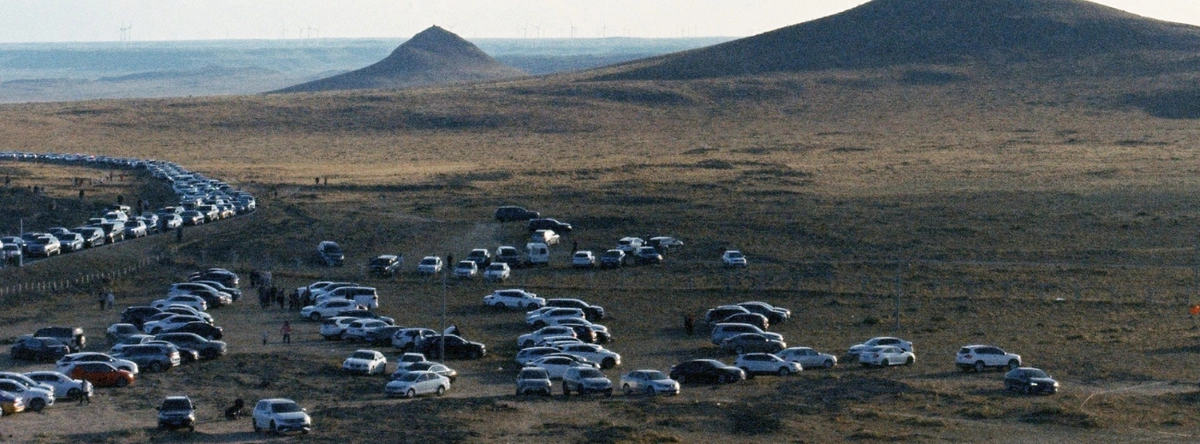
[273,26,526,93]
[593,0,1200,81]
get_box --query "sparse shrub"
[728,405,785,435]
[862,316,880,325]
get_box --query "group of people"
[96,289,115,310]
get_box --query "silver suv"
[955,345,1021,372]
[562,367,612,397]
[516,367,552,396]
[157,396,196,431]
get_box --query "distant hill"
[274,26,526,93]
[594,0,1200,80]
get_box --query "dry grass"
[1,66,1200,442]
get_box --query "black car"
[527,218,573,233]
[1004,367,1059,395]
[669,359,745,384]
[704,305,751,324]
[718,313,770,330]
[155,332,227,360]
[120,304,165,328]
[419,334,486,360]
[735,301,790,324]
[188,268,240,288]
[117,344,179,372]
[632,246,663,265]
[192,280,243,302]
[157,396,196,431]
[495,206,540,222]
[11,336,70,361]
[545,298,605,321]
[365,326,404,346]
[317,241,344,267]
[369,255,402,277]
[495,246,522,266]
[170,322,224,340]
[465,249,492,268]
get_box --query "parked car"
[157,396,196,431]
[528,218,572,233]
[544,298,605,321]
[34,326,86,353]
[317,241,344,266]
[615,237,643,254]
[320,317,357,340]
[24,371,92,401]
[106,323,141,344]
[98,221,126,243]
[483,262,511,282]
[74,226,105,247]
[485,289,545,309]
[391,328,438,352]
[1004,367,1059,395]
[56,232,85,252]
[11,336,70,361]
[562,367,613,397]
[416,256,444,275]
[495,246,522,266]
[720,333,787,355]
[344,319,390,342]
[342,349,388,375]
[452,261,478,278]
[632,246,663,265]
[154,333,227,360]
[722,250,747,267]
[557,343,621,369]
[114,344,181,373]
[393,352,429,371]
[516,367,553,396]
[191,280,243,302]
[858,346,916,367]
[710,323,783,346]
[179,210,205,226]
[0,379,53,411]
[647,236,684,252]
[320,286,380,310]
[56,352,139,375]
[531,229,560,245]
[419,335,486,360]
[109,335,154,355]
[719,313,769,330]
[69,362,134,387]
[956,345,1022,372]
[252,398,311,434]
[735,353,802,378]
[143,315,207,335]
[526,307,586,328]
[778,347,838,369]
[160,214,183,230]
[151,295,207,312]
[385,371,450,398]
[169,322,224,340]
[188,268,239,288]
[0,390,25,415]
[848,337,914,358]
[465,248,492,268]
[619,369,680,396]
[599,249,625,268]
[27,234,61,257]
[669,359,745,384]
[736,301,792,324]
[334,309,395,325]
[704,305,751,324]
[518,326,577,349]
[526,355,589,380]
[389,361,458,382]
[123,220,148,238]
[301,299,363,321]
[369,255,402,277]
[495,206,540,222]
[121,306,163,328]
[571,250,596,268]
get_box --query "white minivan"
[322,286,380,309]
[525,243,549,267]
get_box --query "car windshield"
[487,264,505,270]
[520,369,548,379]
[351,352,376,360]
[644,371,668,380]
[398,372,422,382]
[727,252,744,258]
[325,245,342,254]
[370,258,391,266]
[271,401,303,413]
[162,399,192,410]
[1025,369,1049,378]
[577,369,603,378]
[420,258,437,265]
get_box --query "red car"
[69,362,134,387]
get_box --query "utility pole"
[441,266,447,363]
[894,260,903,332]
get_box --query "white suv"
[526,308,585,328]
[847,337,913,358]
[955,345,1021,372]
[252,398,311,434]
[518,326,577,349]
[484,289,546,310]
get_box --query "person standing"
[261,330,269,346]
[281,321,292,344]
[684,313,695,336]
[97,290,106,311]
[105,291,114,310]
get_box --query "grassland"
[1,63,1199,443]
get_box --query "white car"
[847,337,913,358]
[301,299,363,321]
[734,353,802,378]
[484,289,546,310]
[0,378,54,411]
[342,349,388,375]
[385,371,450,398]
[526,355,590,380]
[394,353,429,371]
[391,328,438,351]
[859,346,916,367]
[160,305,214,323]
[572,251,596,268]
[143,315,207,334]
[518,326,577,349]
[514,347,563,365]
[531,229,560,245]
[615,237,643,254]
[24,371,92,401]
[109,335,154,354]
[483,263,511,281]
[252,398,311,434]
[416,256,444,275]
[56,352,139,375]
[722,250,747,267]
[777,347,838,369]
[648,236,684,251]
[619,369,680,396]
[161,214,183,230]
[320,317,357,340]
[955,345,1022,372]
[344,319,390,342]
[452,260,478,278]
[167,282,228,300]
[526,307,585,328]
[151,294,207,311]
[557,343,621,369]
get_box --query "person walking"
[97,290,106,311]
[684,313,695,337]
[105,291,114,310]
[261,330,269,346]
[281,321,292,344]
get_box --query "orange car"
[69,362,134,387]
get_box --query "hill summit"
[595,0,1200,80]
[274,26,525,93]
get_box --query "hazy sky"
[1,0,1197,43]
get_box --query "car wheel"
[533,321,546,329]
[253,420,262,433]
[905,356,915,366]
[975,361,986,373]
[823,360,834,369]
[151,328,161,334]
[150,361,164,373]
[29,398,46,412]
[623,384,633,395]
[719,374,730,384]
[562,385,570,396]
[436,385,446,396]
[406,389,416,399]
[675,375,685,384]
[1008,360,1020,370]
[310,313,321,321]
[778,367,790,377]
[1023,385,1032,395]
[645,385,655,396]
[270,421,278,434]
[601,358,615,369]
[470,350,482,359]
[116,378,129,387]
